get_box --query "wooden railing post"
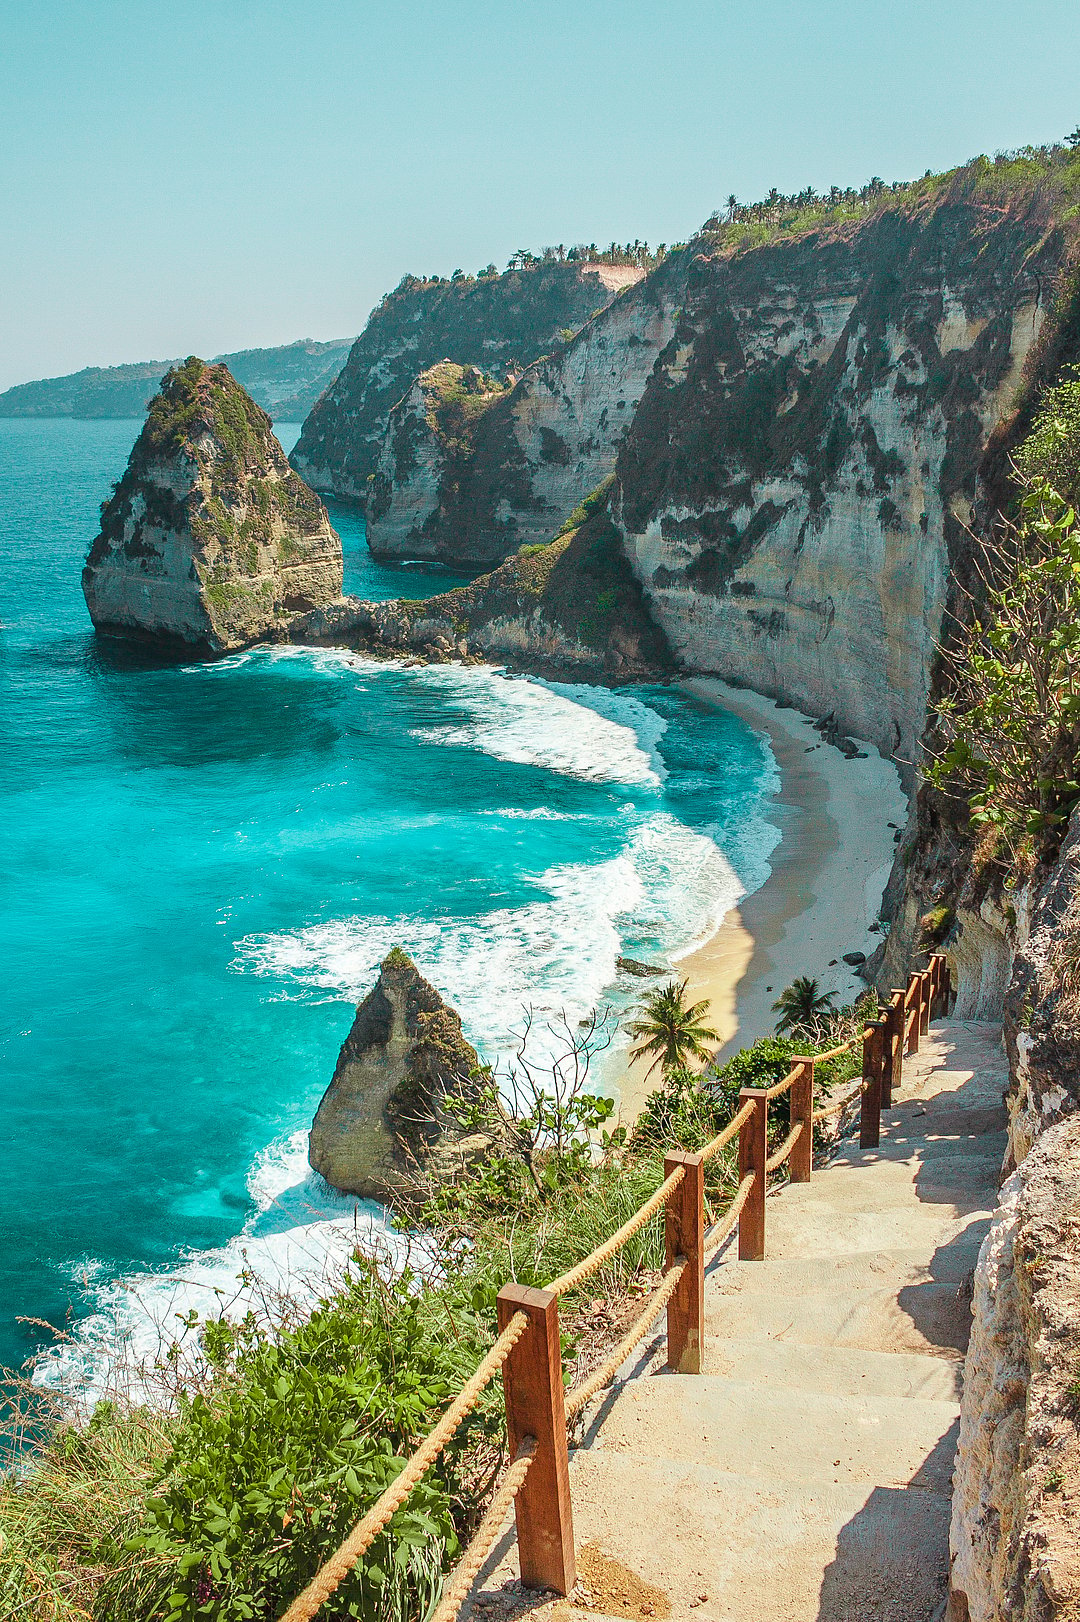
[882,992,903,1108]
[906,976,920,1055]
[919,969,933,1038]
[788,1060,814,1183]
[890,990,907,1095]
[738,1088,768,1261]
[496,1284,575,1596]
[860,1022,884,1149]
[940,954,952,1016]
[664,1151,704,1373]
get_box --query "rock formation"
[365,256,684,567]
[82,357,342,654]
[290,476,674,683]
[308,948,486,1202]
[291,260,640,501]
[611,193,1062,784]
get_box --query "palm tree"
[772,977,835,1036]
[627,980,719,1079]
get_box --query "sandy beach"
[615,678,908,1120]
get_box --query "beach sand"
[614,679,908,1121]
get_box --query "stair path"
[464,1020,1009,1622]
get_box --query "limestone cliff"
[290,261,638,501]
[308,948,485,1202]
[366,256,684,567]
[611,184,1067,784]
[83,358,342,654]
[290,479,674,683]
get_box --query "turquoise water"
[0,418,779,1396]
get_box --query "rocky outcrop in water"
[82,358,342,654]
[308,948,486,1202]
[290,478,673,682]
[365,257,684,567]
[291,261,638,501]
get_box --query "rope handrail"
[812,1082,863,1122]
[565,1258,688,1419]
[426,1440,536,1622]
[700,1096,755,1161]
[547,1163,686,1298]
[796,1038,856,1064]
[278,1310,531,1622]
[764,1121,804,1173]
[763,1065,799,1099]
[703,1172,755,1260]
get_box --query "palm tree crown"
[626,980,719,1078]
[772,976,836,1036]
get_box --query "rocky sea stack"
[309,948,487,1202]
[82,357,342,654]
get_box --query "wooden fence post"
[881,993,903,1108]
[906,976,920,1056]
[890,990,907,1095]
[940,954,953,1016]
[737,1088,768,1261]
[920,969,933,1038]
[788,1060,814,1183]
[665,1150,704,1373]
[496,1284,576,1596]
[860,1022,884,1149]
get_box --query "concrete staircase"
[467,1020,1009,1622]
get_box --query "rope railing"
[703,1171,756,1260]
[764,1121,804,1173]
[547,1162,686,1297]
[426,1441,536,1622]
[700,1095,755,1161]
[278,952,953,1622]
[279,1310,531,1622]
[565,1259,689,1420]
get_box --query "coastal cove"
[0,416,882,1398]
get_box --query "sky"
[1,0,1079,391]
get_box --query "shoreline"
[614,679,908,1121]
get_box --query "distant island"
[0,336,352,422]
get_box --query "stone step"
[469,1451,951,1621]
[707,1241,984,1296]
[592,1372,959,1491]
[702,1334,962,1401]
[704,1278,973,1356]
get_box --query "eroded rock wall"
[612,198,1062,782]
[291,262,634,501]
[365,257,684,567]
[83,359,342,654]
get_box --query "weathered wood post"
[881,992,903,1108]
[941,954,953,1015]
[889,990,907,1097]
[664,1150,704,1373]
[906,975,920,1056]
[788,1060,814,1183]
[860,1022,884,1149]
[737,1088,768,1261]
[919,969,933,1038]
[496,1284,576,1595]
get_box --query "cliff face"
[610,193,1064,782]
[308,949,485,1202]
[365,257,684,567]
[290,262,636,501]
[83,358,342,654]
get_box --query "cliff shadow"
[815,1423,958,1621]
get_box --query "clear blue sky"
[1,0,1078,390]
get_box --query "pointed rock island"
[82,356,342,654]
[309,948,489,1203]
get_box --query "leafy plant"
[772,977,836,1037]
[626,981,718,1078]
[929,395,1080,862]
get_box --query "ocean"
[0,417,779,1401]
